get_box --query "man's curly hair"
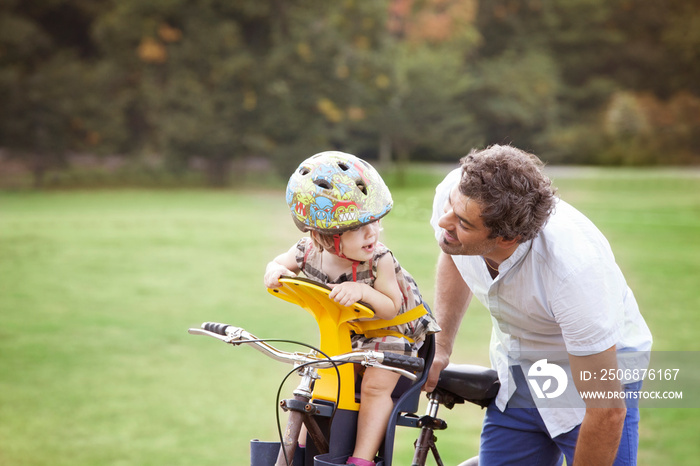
[459,145,557,243]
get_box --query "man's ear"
[496,235,521,250]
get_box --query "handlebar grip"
[202,322,230,335]
[381,353,425,373]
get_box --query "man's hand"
[424,349,450,392]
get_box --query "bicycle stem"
[292,365,319,399]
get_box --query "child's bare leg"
[349,366,401,463]
[298,424,307,447]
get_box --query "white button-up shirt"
[430,168,652,436]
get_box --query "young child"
[264,151,440,466]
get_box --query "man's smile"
[441,229,459,244]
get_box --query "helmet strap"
[333,234,342,257]
[333,234,360,282]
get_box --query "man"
[425,145,652,465]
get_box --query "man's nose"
[437,210,453,230]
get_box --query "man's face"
[437,186,499,256]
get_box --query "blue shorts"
[479,366,641,466]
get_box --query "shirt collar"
[495,239,533,277]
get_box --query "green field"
[1,166,699,465]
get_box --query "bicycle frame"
[189,277,500,466]
[406,364,501,466]
[189,321,422,465]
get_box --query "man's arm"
[569,346,627,465]
[424,252,473,392]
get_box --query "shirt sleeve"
[294,237,312,272]
[551,260,626,355]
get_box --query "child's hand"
[328,282,365,307]
[264,262,296,288]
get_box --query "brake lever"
[366,362,417,381]
[187,328,233,343]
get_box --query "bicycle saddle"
[435,363,500,408]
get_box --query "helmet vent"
[338,162,349,171]
[314,179,332,190]
[356,181,368,195]
[299,167,311,175]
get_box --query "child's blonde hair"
[310,231,338,254]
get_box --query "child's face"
[339,222,381,262]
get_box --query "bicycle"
[188,277,499,466]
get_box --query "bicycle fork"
[276,366,329,466]
[411,392,448,466]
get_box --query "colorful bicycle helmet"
[286,151,393,233]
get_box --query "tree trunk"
[206,155,231,187]
[379,133,392,169]
[395,142,410,188]
[30,152,49,189]
[32,163,46,189]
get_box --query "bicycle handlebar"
[202,321,232,335]
[382,352,425,373]
[189,322,424,380]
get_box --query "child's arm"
[263,245,302,288]
[328,254,402,320]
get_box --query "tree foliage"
[0,0,115,186]
[471,0,700,164]
[0,0,698,187]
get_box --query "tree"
[358,0,482,171]
[470,0,700,164]
[0,0,116,187]
[92,0,389,184]
[91,1,267,185]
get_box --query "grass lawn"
[1,166,698,465]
